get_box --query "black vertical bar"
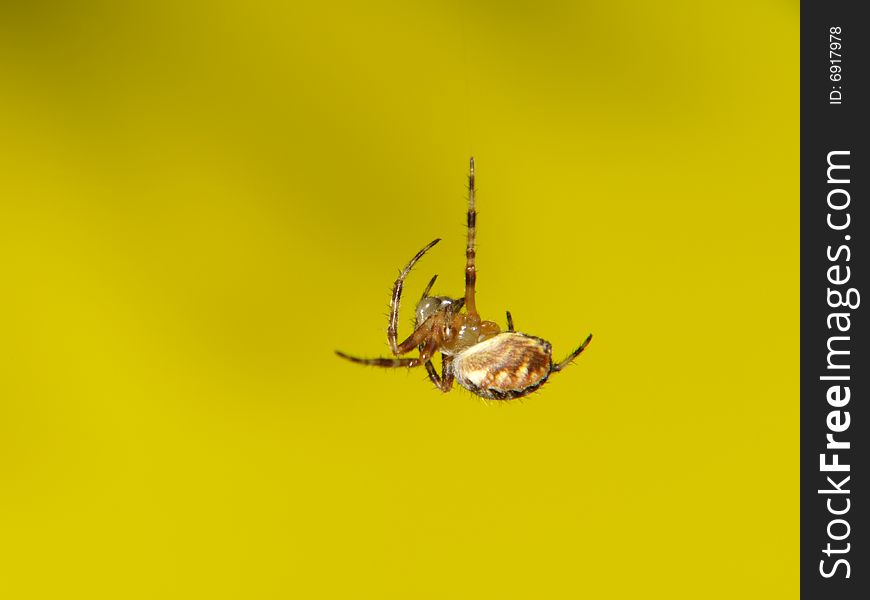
[802,1,868,597]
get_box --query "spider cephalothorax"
[336,158,592,400]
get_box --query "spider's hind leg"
[551,334,593,373]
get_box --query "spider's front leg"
[335,353,426,368]
[335,329,439,369]
[388,238,441,355]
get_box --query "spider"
[336,158,592,400]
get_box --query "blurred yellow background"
[1,1,797,598]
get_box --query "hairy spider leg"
[420,274,438,302]
[551,333,594,373]
[336,327,440,369]
[335,353,426,368]
[464,157,478,317]
[387,238,441,355]
[417,273,443,388]
[505,311,514,332]
[338,239,441,368]
[425,354,455,392]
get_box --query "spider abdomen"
[452,332,553,400]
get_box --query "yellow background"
[1,1,798,598]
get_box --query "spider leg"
[335,351,426,368]
[420,274,438,300]
[441,354,455,391]
[464,157,479,317]
[396,317,436,355]
[388,238,440,355]
[551,334,593,372]
[340,324,440,370]
[506,311,514,332]
[424,360,439,387]
[425,353,455,392]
